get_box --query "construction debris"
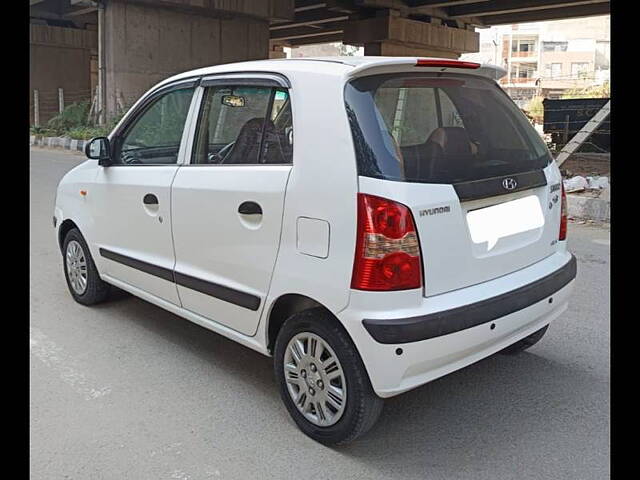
[563,176,588,193]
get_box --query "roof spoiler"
[347,57,507,81]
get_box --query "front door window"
[115,87,195,165]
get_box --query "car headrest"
[222,117,275,165]
[425,127,473,157]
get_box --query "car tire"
[274,308,384,445]
[499,325,549,355]
[62,228,110,305]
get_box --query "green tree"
[561,81,610,99]
[524,96,544,124]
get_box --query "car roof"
[157,56,507,89]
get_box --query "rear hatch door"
[346,70,562,296]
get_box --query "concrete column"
[29,24,94,124]
[344,14,479,59]
[103,0,271,121]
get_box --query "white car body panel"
[357,162,563,297]
[340,249,573,397]
[91,165,181,305]
[171,164,292,336]
[54,57,574,398]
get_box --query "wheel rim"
[66,240,88,295]
[283,332,347,427]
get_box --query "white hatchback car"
[54,57,576,445]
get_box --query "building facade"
[462,16,610,107]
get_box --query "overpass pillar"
[344,12,479,59]
[103,0,293,121]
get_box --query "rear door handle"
[143,193,159,205]
[238,201,262,215]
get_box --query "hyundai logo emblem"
[502,177,518,190]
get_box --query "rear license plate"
[466,195,544,250]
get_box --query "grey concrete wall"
[104,0,270,120]
[30,25,96,125]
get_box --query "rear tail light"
[559,183,568,241]
[351,194,422,291]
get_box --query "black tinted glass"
[117,87,194,165]
[345,73,551,184]
[193,86,292,165]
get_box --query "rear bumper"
[339,250,576,398]
[363,254,576,344]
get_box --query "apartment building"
[462,16,610,106]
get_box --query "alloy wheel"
[66,240,88,295]
[283,332,347,427]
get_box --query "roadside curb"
[567,194,610,223]
[30,135,86,153]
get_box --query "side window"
[192,85,293,165]
[267,89,293,164]
[116,87,194,165]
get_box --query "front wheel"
[273,308,383,445]
[62,228,110,305]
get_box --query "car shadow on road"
[336,350,602,476]
[93,291,278,397]
[93,293,601,476]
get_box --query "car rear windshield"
[344,73,552,184]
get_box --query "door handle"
[143,193,159,205]
[238,201,262,215]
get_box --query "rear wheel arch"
[267,294,334,353]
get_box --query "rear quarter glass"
[344,73,552,185]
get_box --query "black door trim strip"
[99,248,175,283]
[173,272,261,311]
[99,248,261,311]
[362,255,577,344]
[453,169,548,202]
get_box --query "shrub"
[66,126,111,140]
[30,104,127,140]
[46,101,91,135]
[30,125,55,136]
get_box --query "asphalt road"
[30,148,610,480]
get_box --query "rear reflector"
[415,59,480,69]
[351,194,422,291]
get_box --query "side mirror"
[85,137,112,166]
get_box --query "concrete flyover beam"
[405,1,489,6]
[447,0,609,18]
[269,0,611,47]
[110,0,295,22]
[294,0,359,13]
[477,2,610,25]
[270,8,349,30]
[274,31,345,46]
[269,1,359,47]
[344,14,479,58]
